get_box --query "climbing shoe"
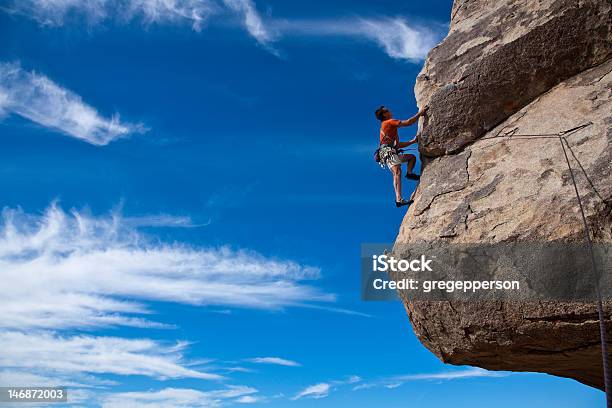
[395,199,413,208]
[405,173,421,181]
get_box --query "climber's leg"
[401,154,416,174]
[401,154,420,180]
[386,151,412,207]
[391,164,403,202]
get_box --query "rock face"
[394,0,612,390]
[416,0,612,157]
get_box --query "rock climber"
[375,105,428,208]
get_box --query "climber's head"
[375,106,392,122]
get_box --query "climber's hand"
[400,107,429,127]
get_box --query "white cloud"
[0,370,114,389]
[2,0,217,30]
[291,382,330,400]
[104,388,216,408]
[2,0,109,26]
[246,357,300,367]
[102,386,258,408]
[0,62,146,145]
[67,388,99,405]
[235,395,260,403]
[353,368,508,391]
[394,367,506,381]
[222,366,253,373]
[270,17,439,62]
[125,0,217,31]
[0,202,334,402]
[351,383,371,391]
[292,375,361,400]
[344,375,362,384]
[222,0,274,46]
[359,18,438,62]
[0,203,331,331]
[2,2,439,61]
[123,214,211,228]
[0,331,222,381]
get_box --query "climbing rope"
[559,134,611,408]
[475,122,610,406]
[480,122,594,140]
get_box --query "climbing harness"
[376,128,416,167]
[477,121,610,406]
[377,144,399,168]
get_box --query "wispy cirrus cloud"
[292,375,361,400]
[3,0,270,45]
[1,0,217,31]
[246,357,301,367]
[358,18,439,62]
[0,331,222,381]
[394,367,507,381]
[124,0,217,30]
[0,369,115,389]
[102,386,258,408]
[123,214,211,228]
[270,17,440,62]
[2,1,440,61]
[235,395,261,404]
[222,0,275,48]
[289,369,506,401]
[0,203,332,332]
[0,62,147,145]
[0,202,333,402]
[353,368,508,391]
[292,382,330,400]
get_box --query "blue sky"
[0,0,604,406]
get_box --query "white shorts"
[379,145,402,169]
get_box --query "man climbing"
[375,105,428,208]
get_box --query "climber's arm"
[397,137,418,148]
[398,106,428,127]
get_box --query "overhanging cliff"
[394,0,612,390]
